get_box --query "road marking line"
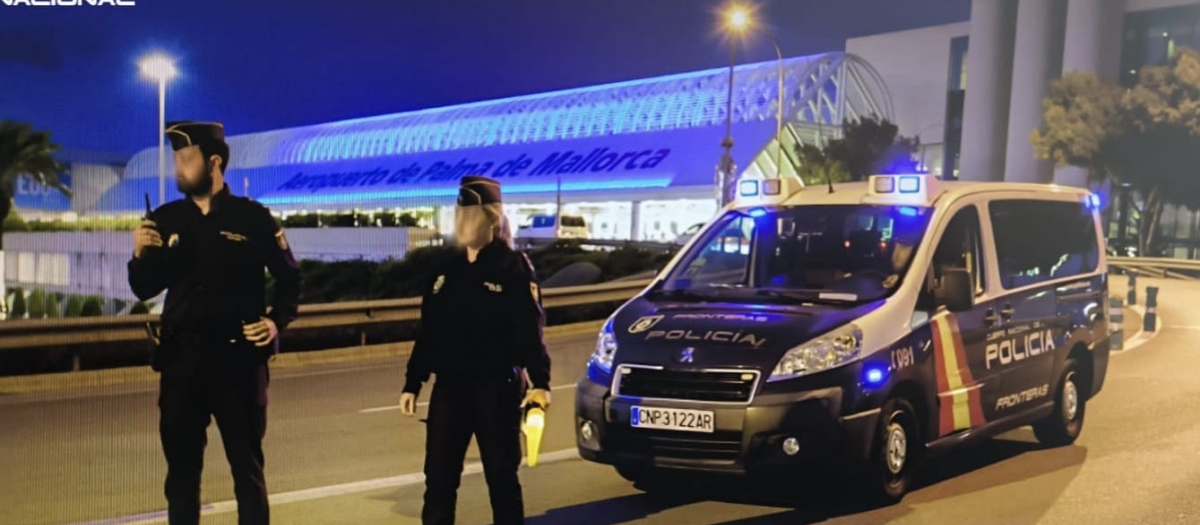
[359,384,576,413]
[66,449,580,525]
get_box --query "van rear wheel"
[1033,359,1086,447]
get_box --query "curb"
[1119,305,1162,353]
[0,320,606,395]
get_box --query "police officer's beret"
[458,175,503,206]
[165,121,225,151]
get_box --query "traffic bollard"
[1144,286,1158,332]
[1109,297,1124,351]
[1127,274,1137,306]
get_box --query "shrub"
[45,292,62,318]
[81,296,104,316]
[64,295,85,317]
[27,289,45,319]
[9,288,26,318]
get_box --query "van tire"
[614,465,673,491]
[615,465,659,484]
[1033,359,1085,447]
[862,397,920,505]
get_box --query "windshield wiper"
[754,289,860,306]
[649,288,714,302]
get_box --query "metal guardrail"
[1108,256,1200,280]
[6,255,1195,352]
[0,279,653,351]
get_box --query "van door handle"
[1000,305,1015,321]
[984,308,1000,326]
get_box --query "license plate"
[630,406,715,433]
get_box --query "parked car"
[674,222,705,245]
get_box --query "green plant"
[0,121,70,319]
[130,301,152,315]
[1033,47,1200,255]
[2,210,27,232]
[45,292,62,318]
[64,294,84,317]
[9,287,25,318]
[26,289,45,319]
[81,296,103,317]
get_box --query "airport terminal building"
[99,52,892,242]
[847,0,1200,256]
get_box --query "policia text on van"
[575,174,1108,503]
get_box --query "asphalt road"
[1,278,1197,525]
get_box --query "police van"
[575,174,1108,502]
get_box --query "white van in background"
[517,214,589,243]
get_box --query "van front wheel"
[861,397,919,505]
[1033,359,1086,447]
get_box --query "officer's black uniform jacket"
[402,239,551,394]
[127,185,302,343]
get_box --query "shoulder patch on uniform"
[518,252,537,277]
[432,275,446,294]
[275,229,289,251]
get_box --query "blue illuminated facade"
[106,52,891,213]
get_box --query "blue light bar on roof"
[740,179,759,197]
[873,176,896,194]
[898,176,921,194]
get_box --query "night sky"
[0,0,970,157]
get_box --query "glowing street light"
[727,8,750,31]
[139,53,178,208]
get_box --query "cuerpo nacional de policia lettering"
[105,52,892,242]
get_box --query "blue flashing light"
[1086,193,1102,211]
[898,176,921,194]
[898,206,919,217]
[740,179,760,197]
[748,207,768,218]
[864,365,887,386]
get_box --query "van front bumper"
[574,375,879,475]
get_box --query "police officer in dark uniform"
[399,175,551,525]
[128,121,302,525]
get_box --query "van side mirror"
[934,269,974,312]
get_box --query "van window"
[930,205,985,296]
[562,216,586,227]
[531,216,555,228]
[989,200,1098,289]
[657,205,934,304]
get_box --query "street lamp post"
[761,28,785,180]
[720,6,788,199]
[717,7,750,208]
[139,54,177,208]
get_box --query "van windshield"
[655,205,934,305]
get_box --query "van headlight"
[590,318,618,374]
[769,324,863,381]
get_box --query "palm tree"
[0,121,70,320]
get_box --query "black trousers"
[157,337,270,525]
[422,376,525,525]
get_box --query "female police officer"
[399,175,552,525]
